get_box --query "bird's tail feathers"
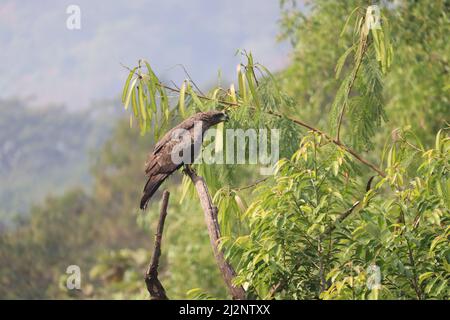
[140,174,168,210]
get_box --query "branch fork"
[144,168,246,300]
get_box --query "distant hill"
[0,98,122,224]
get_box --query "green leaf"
[340,6,360,37]
[435,129,442,152]
[159,86,170,121]
[122,67,137,104]
[229,84,237,104]
[138,84,147,122]
[234,194,247,214]
[215,122,224,156]
[188,84,204,111]
[387,145,396,168]
[237,65,247,103]
[131,85,138,117]
[246,65,261,110]
[419,272,434,284]
[124,78,137,110]
[335,44,355,79]
[147,77,157,113]
[179,81,186,117]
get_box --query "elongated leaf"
[335,44,355,79]
[143,60,157,78]
[140,59,159,115]
[246,66,260,110]
[138,84,147,122]
[234,194,247,214]
[122,67,137,103]
[237,65,247,103]
[256,63,280,90]
[229,84,237,104]
[340,6,360,37]
[215,122,224,156]
[124,78,137,110]
[159,87,170,121]
[146,76,157,114]
[179,81,186,117]
[211,87,221,100]
[188,84,204,111]
[131,85,138,117]
[435,129,442,152]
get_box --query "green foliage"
[279,0,449,148]
[322,130,449,299]
[328,4,391,150]
[228,134,363,299]
[226,130,448,300]
[385,0,450,143]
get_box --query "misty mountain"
[0,98,122,224]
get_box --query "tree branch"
[144,190,170,300]
[323,201,361,236]
[324,175,375,235]
[267,110,386,177]
[183,165,246,300]
[234,177,269,191]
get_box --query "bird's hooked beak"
[221,112,230,122]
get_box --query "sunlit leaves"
[224,127,449,299]
[124,77,137,111]
[178,80,186,118]
[237,64,248,104]
[370,13,394,74]
[335,44,356,79]
[187,82,204,111]
[121,63,164,137]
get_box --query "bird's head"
[200,110,229,126]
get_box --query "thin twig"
[324,175,375,235]
[163,63,206,96]
[144,190,170,300]
[234,177,269,191]
[177,64,206,96]
[323,201,361,236]
[170,80,181,91]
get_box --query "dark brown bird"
[140,110,229,209]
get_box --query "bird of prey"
[140,110,229,209]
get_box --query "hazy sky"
[0,0,293,110]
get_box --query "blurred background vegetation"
[0,0,448,299]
